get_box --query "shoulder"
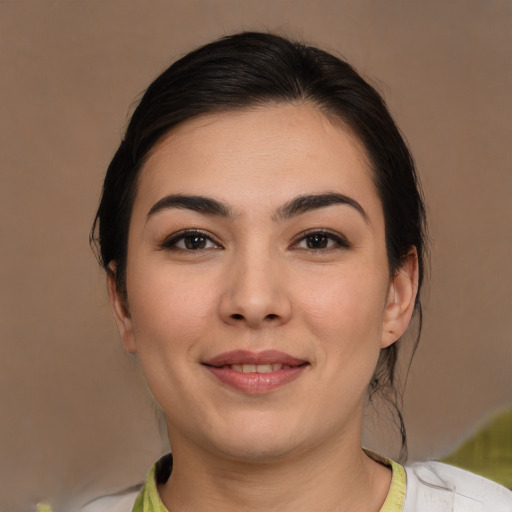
[404,461,512,512]
[79,454,171,511]
[79,487,140,512]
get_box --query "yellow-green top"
[131,452,407,512]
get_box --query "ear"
[107,262,137,354]
[381,247,419,349]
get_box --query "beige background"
[1,1,511,511]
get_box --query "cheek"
[298,266,388,355]
[126,270,220,415]
[127,266,218,355]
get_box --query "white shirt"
[404,461,512,511]
[80,461,512,511]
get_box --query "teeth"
[256,364,272,373]
[230,363,284,373]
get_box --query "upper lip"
[203,350,308,367]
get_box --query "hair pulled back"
[91,32,427,461]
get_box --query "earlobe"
[381,248,419,348]
[107,262,137,354]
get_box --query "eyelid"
[159,229,223,250]
[290,228,351,250]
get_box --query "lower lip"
[204,365,307,394]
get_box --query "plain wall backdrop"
[1,1,511,511]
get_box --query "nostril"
[265,314,278,320]
[231,313,244,320]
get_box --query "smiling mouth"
[203,350,309,393]
[210,363,301,373]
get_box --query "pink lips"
[203,350,309,394]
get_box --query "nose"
[219,250,292,329]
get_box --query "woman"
[88,32,511,512]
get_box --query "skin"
[109,104,419,512]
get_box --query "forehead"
[135,104,381,220]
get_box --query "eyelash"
[291,229,350,251]
[160,230,222,251]
[160,229,350,253]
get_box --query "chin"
[213,434,303,463]
[198,413,315,463]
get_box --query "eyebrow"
[147,194,232,220]
[146,192,368,223]
[275,193,368,223]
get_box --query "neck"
[159,427,392,512]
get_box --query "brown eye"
[161,231,221,251]
[305,234,329,249]
[292,230,350,251]
[183,235,208,250]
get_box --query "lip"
[204,350,307,367]
[203,350,309,394]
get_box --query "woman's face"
[109,104,417,461]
